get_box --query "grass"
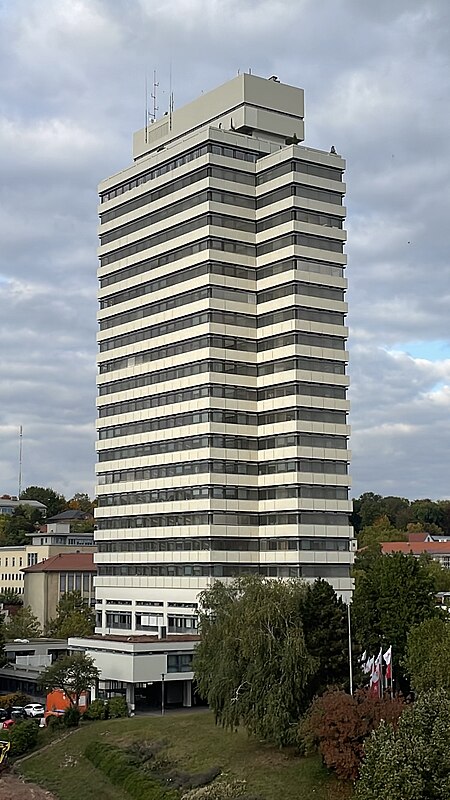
[18,711,350,800]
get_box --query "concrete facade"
[95,73,355,636]
[23,553,96,628]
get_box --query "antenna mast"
[18,425,23,499]
[145,73,148,143]
[151,70,159,122]
[169,62,174,131]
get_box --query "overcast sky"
[1,0,449,501]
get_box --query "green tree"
[45,590,95,638]
[0,616,5,666]
[0,589,23,606]
[419,553,450,593]
[409,499,445,532]
[194,577,317,746]
[0,505,41,546]
[352,552,439,686]
[351,493,386,534]
[355,689,450,800]
[20,486,66,518]
[300,578,351,696]
[357,516,407,551]
[4,606,42,640]
[67,492,94,514]
[404,617,450,693]
[38,652,99,708]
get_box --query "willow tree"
[193,576,317,746]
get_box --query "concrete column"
[126,683,135,714]
[183,680,192,708]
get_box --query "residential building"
[0,495,46,516]
[381,538,450,569]
[22,553,96,628]
[0,512,95,597]
[95,72,354,637]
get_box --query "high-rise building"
[95,74,355,637]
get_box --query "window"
[60,575,66,593]
[167,654,194,673]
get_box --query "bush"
[0,692,32,709]
[183,780,257,800]
[107,695,129,718]
[63,706,80,728]
[85,741,178,800]
[300,689,405,781]
[6,719,39,756]
[84,698,108,720]
[46,714,64,730]
[356,689,450,799]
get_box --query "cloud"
[0,0,449,499]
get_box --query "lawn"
[18,711,350,800]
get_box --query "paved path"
[0,773,57,800]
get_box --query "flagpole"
[347,602,353,696]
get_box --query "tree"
[0,589,23,606]
[419,553,450,593]
[404,617,450,693]
[45,590,95,638]
[300,578,351,696]
[355,689,450,800]
[301,689,404,781]
[194,577,317,746]
[38,652,99,708]
[352,551,439,688]
[0,616,5,667]
[0,506,40,546]
[4,606,42,640]
[357,516,407,551]
[351,493,386,534]
[67,492,95,514]
[20,486,66,518]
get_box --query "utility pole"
[161,673,165,715]
[347,602,353,696]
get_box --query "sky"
[1,0,450,501]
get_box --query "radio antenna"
[151,70,159,122]
[18,424,23,498]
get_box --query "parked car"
[24,703,45,718]
[0,710,7,722]
[11,707,28,720]
[1,719,14,731]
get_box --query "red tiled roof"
[407,532,429,542]
[381,541,450,555]
[22,553,96,573]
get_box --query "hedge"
[85,741,179,800]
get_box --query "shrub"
[0,692,32,709]
[84,698,108,720]
[356,689,450,799]
[85,741,178,800]
[165,766,221,790]
[107,695,129,718]
[47,714,64,730]
[6,719,39,756]
[300,689,405,781]
[183,780,256,800]
[63,706,80,728]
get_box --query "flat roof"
[84,634,200,643]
